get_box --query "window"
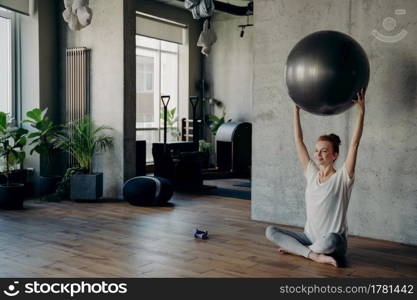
[136,35,181,163]
[135,13,189,164]
[0,8,14,116]
[137,55,154,93]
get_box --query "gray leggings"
[265,225,347,258]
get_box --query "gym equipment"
[160,95,171,150]
[123,176,173,206]
[189,96,200,143]
[136,140,146,176]
[216,121,252,178]
[285,30,370,115]
[153,94,205,191]
[193,228,209,240]
[152,141,198,182]
[152,142,205,192]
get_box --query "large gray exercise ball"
[285,31,370,115]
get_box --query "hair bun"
[328,133,341,146]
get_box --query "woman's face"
[314,140,338,166]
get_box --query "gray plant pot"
[39,175,62,196]
[70,172,103,201]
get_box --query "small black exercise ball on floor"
[123,176,173,206]
[286,30,370,115]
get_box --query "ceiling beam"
[177,0,253,16]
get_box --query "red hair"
[318,134,341,153]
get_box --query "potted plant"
[208,109,231,136]
[24,108,61,195]
[198,139,211,168]
[54,115,113,201]
[6,144,28,185]
[0,112,28,209]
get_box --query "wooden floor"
[0,178,416,277]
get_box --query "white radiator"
[65,47,90,166]
[65,47,90,123]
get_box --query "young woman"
[265,89,366,267]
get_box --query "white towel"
[62,0,93,31]
[184,0,215,19]
[197,19,217,56]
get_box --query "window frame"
[136,35,182,164]
[135,35,180,132]
[0,8,16,122]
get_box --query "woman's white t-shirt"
[303,160,355,243]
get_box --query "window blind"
[0,0,29,15]
[136,13,186,45]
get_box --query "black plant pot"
[11,169,28,185]
[39,175,62,196]
[0,169,28,185]
[0,183,25,210]
[70,172,103,201]
[200,151,210,169]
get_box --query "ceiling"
[215,0,252,6]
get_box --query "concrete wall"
[59,0,125,198]
[252,0,417,245]
[205,12,253,124]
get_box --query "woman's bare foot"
[308,251,338,267]
[278,247,289,254]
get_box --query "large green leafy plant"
[23,108,58,176]
[208,109,231,136]
[54,115,113,174]
[0,112,28,185]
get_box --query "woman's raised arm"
[293,105,310,170]
[345,89,366,178]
